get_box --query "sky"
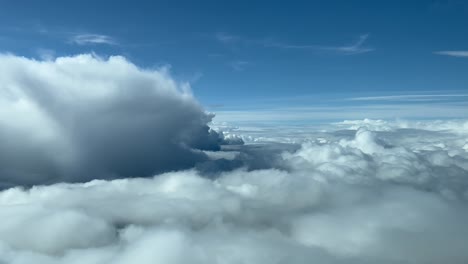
[1,0,468,123]
[2,2,468,263]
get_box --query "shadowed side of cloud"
[0,54,230,187]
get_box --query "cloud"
[213,102,468,124]
[214,32,374,55]
[335,118,461,132]
[266,34,374,55]
[0,53,467,263]
[215,32,241,44]
[0,54,229,187]
[36,48,56,61]
[69,34,117,45]
[229,60,249,71]
[1,123,468,263]
[434,50,468,57]
[348,93,468,101]
[332,34,374,54]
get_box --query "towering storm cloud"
[0,54,222,187]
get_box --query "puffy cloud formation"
[1,54,467,263]
[0,54,229,187]
[1,121,468,263]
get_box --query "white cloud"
[213,118,468,145]
[215,32,241,44]
[434,51,468,57]
[213,103,468,124]
[36,48,56,61]
[1,123,468,263]
[348,93,468,101]
[335,118,468,133]
[0,54,228,186]
[331,34,374,55]
[266,34,374,55]
[214,32,374,55]
[229,60,249,71]
[1,53,468,263]
[69,34,117,45]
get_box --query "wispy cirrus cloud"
[267,34,374,55]
[215,32,241,44]
[434,50,468,58]
[229,60,249,71]
[332,34,374,54]
[36,48,56,61]
[69,33,117,45]
[1,24,119,47]
[214,32,374,55]
[348,93,468,101]
[214,102,468,123]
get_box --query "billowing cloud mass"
[0,52,468,264]
[1,116,468,263]
[0,54,228,187]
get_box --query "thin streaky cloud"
[36,48,56,61]
[1,25,119,46]
[265,34,374,55]
[214,32,373,55]
[69,33,117,45]
[215,32,241,44]
[230,60,249,71]
[434,51,468,57]
[348,94,468,101]
[332,34,374,54]
[214,102,468,123]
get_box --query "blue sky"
[1,0,467,123]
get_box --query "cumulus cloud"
[1,120,468,263]
[0,54,229,186]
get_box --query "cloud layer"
[0,54,225,187]
[0,54,467,263]
[1,119,468,263]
